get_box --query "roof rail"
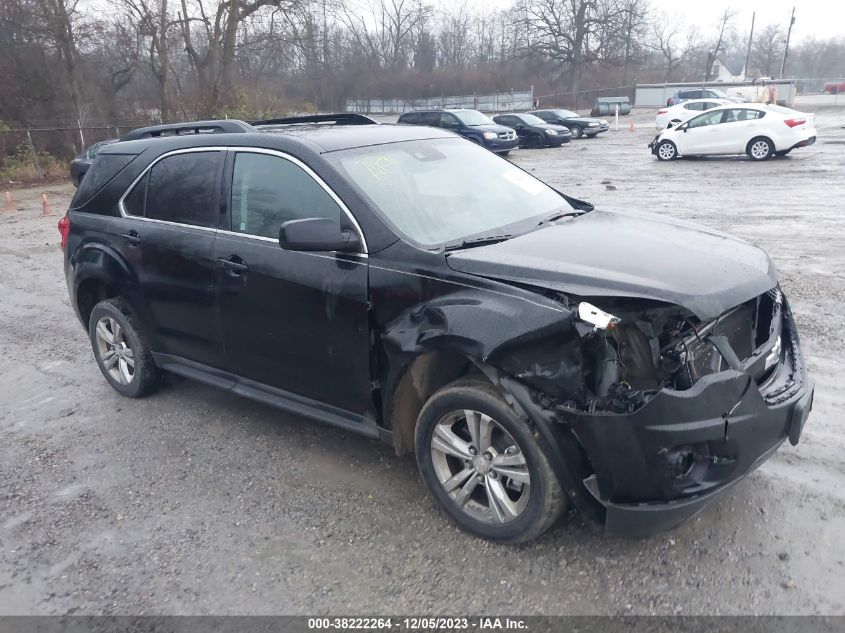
[119,120,255,141]
[251,113,379,127]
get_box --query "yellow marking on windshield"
[357,156,399,184]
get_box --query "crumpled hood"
[445,208,778,321]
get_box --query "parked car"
[655,99,732,129]
[823,81,845,94]
[528,109,609,138]
[397,109,518,155]
[70,139,117,187]
[60,115,813,543]
[666,88,746,107]
[492,113,571,147]
[649,104,816,161]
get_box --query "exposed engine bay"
[503,288,784,416]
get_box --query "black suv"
[397,109,518,154]
[492,113,571,148]
[61,114,814,543]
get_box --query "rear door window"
[122,151,222,228]
[399,112,418,124]
[229,152,342,239]
[419,112,441,126]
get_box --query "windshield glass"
[554,109,578,118]
[326,138,570,248]
[709,89,728,98]
[454,110,495,126]
[517,113,547,125]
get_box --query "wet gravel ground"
[1,102,844,615]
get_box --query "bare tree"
[650,16,697,82]
[703,8,736,81]
[751,24,785,77]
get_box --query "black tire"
[747,136,774,160]
[415,378,565,543]
[88,297,158,398]
[570,126,583,139]
[655,139,678,161]
[498,151,510,157]
[528,133,544,149]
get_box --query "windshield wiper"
[537,210,587,226]
[444,234,513,251]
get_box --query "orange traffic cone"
[41,193,54,216]
[629,120,636,132]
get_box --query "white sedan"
[655,99,732,129]
[649,104,816,161]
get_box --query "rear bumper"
[789,135,816,150]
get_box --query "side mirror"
[279,217,362,253]
[666,122,674,129]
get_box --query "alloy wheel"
[94,316,135,385]
[658,142,676,160]
[750,140,771,159]
[429,409,531,524]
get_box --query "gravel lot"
[1,102,844,616]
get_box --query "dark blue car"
[397,109,519,155]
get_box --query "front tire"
[415,379,565,543]
[89,297,158,398]
[528,133,544,149]
[747,137,774,160]
[655,140,678,161]
[570,126,583,139]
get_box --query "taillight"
[784,118,806,128]
[58,214,70,251]
[657,109,668,115]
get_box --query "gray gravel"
[1,102,844,615]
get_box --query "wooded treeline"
[1,0,843,126]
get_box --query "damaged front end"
[496,287,814,537]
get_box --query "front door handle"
[120,230,141,245]
[218,256,249,275]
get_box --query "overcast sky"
[477,0,844,43]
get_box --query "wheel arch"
[746,135,776,155]
[71,241,142,331]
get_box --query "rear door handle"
[120,230,141,245]
[218,256,249,275]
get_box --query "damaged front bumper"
[513,300,814,538]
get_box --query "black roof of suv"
[60,113,812,544]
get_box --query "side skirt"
[152,353,388,442]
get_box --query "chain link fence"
[0,118,162,183]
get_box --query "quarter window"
[123,151,222,228]
[230,152,342,239]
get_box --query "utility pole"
[744,11,756,80]
[780,6,795,77]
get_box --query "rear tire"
[655,140,678,161]
[89,297,158,398]
[747,137,774,160]
[415,378,565,543]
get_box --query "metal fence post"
[25,129,43,181]
[77,119,85,149]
